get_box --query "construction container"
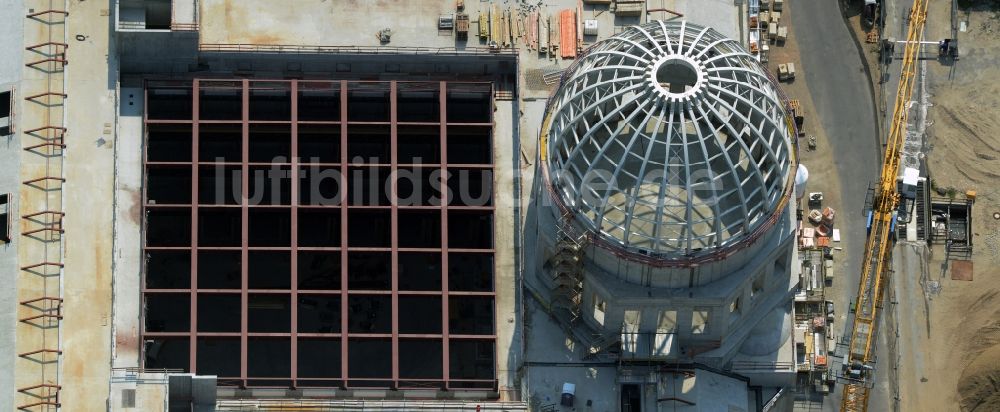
[760,11,770,27]
[773,0,784,11]
[478,12,488,39]
[583,19,598,36]
[761,43,770,62]
[778,62,795,81]
[777,26,788,42]
[614,0,644,16]
[768,24,778,40]
[771,11,782,24]
[456,13,469,39]
[439,14,454,30]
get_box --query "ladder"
[15,3,69,410]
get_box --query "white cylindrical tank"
[795,164,809,200]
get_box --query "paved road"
[789,1,882,411]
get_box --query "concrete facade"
[533,197,798,367]
[1,2,25,410]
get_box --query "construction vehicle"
[778,63,795,81]
[838,0,928,410]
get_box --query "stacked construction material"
[560,9,576,58]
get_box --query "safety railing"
[199,43,519,56]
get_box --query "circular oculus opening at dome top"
[651,55,705,100]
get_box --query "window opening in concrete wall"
[692,308,710,334]
[1,90,11,136]
[775,257,788,280]
[657,310,677,333]
[751,272,765,298]
[144,0,172,29]
[623,309,641,333]
[1,90,11,118]
[729,297,742,325]
[1,193,10,243]
[593,294,607,326]
[142,80,496,389]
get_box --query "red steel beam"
[189,80,201,373]
[339,80,350,386]
[25,41,68,52]
[22,176,65,185]
[439,81,451,388]
[26,9,68,18]
[18,348,62,357]
[22,125,66,135]
[389,81,400,388]
[290,80,299,387]
[23,91,67,101]
[20,262,63,271]
[25,58,68,68]
[19,313,63,323]
[20,296,62,306]
[241,79,250,387]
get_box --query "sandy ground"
[897,4,1000,412]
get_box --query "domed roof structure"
[544,21,795,258]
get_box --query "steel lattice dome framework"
[544,21,795,258]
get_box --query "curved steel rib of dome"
[544,20,795,259]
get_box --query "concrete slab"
[58,0,118,409]
[494,97,522,396]
[199,0,471,48]
[112,88,144,369]
[523,299,619,412]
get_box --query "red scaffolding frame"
[141,79,499,391]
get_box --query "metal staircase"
[548,212,585,325]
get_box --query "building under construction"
[0,0,810,410]
[525,21,801,411]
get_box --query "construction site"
[0,0,996,411]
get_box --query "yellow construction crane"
[839,0,929,410]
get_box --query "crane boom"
[840,0,929,411]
